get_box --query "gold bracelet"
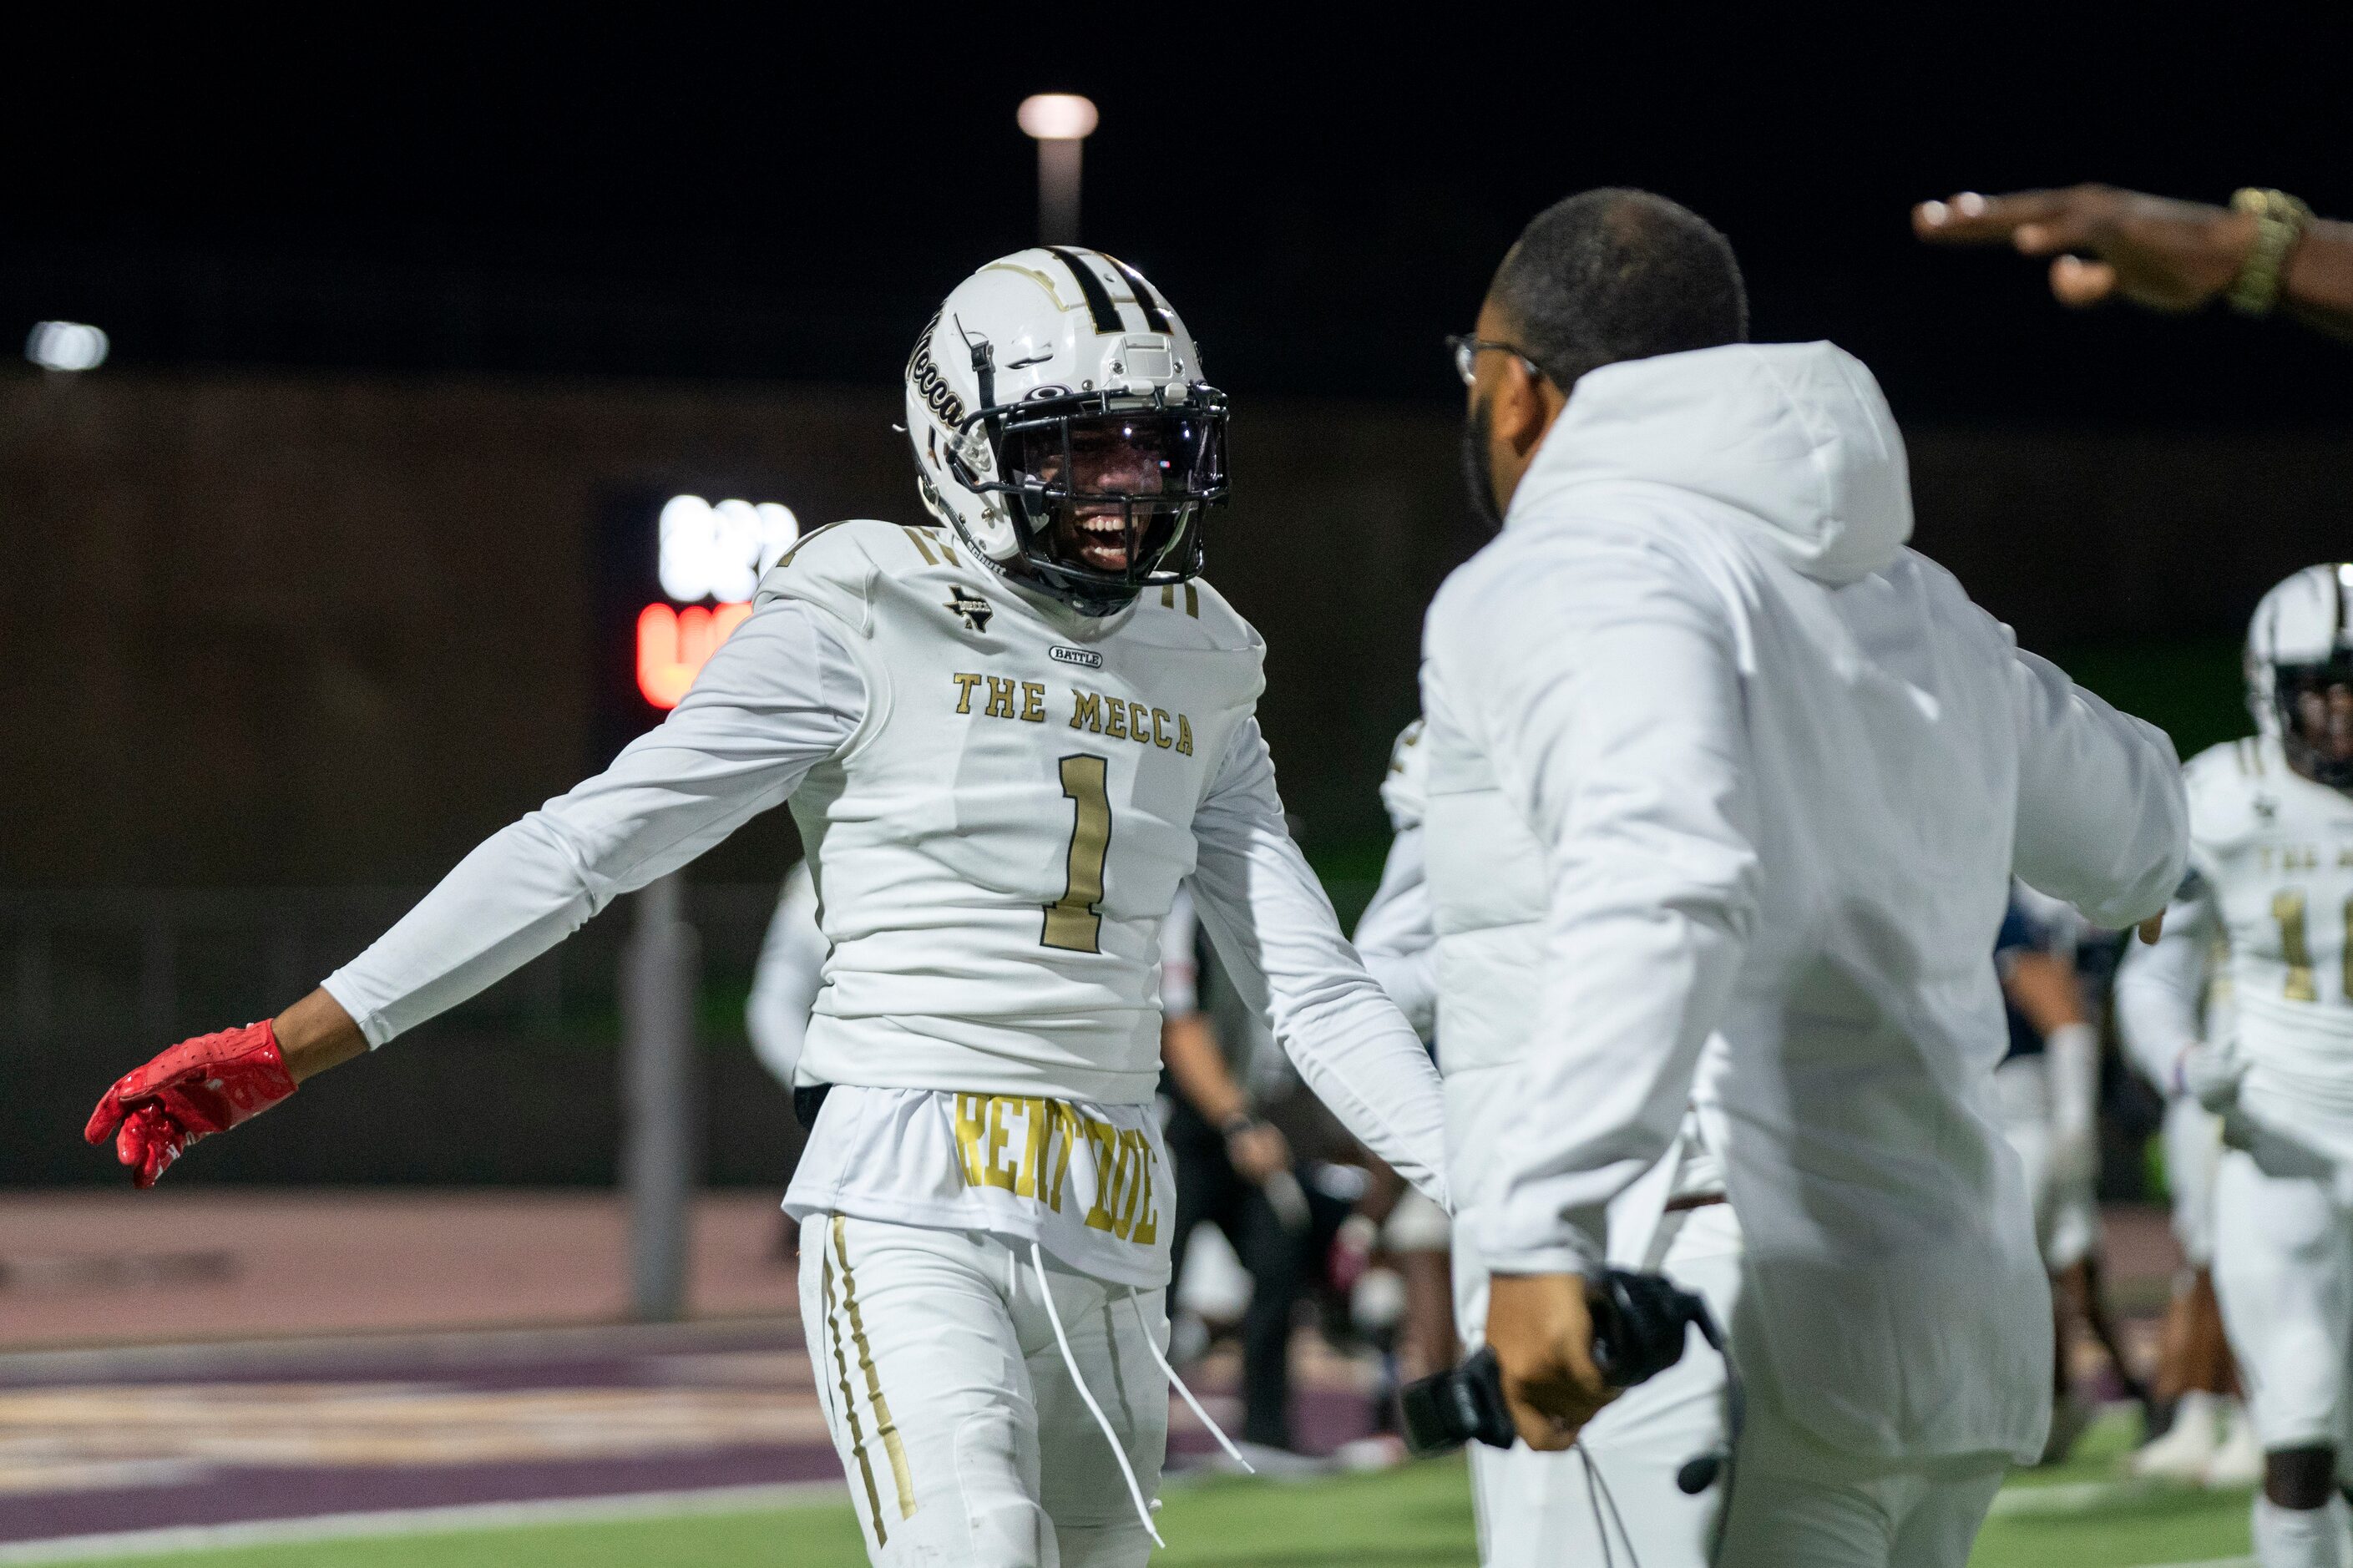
[2227,188,2314,316]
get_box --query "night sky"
[7,19,2349,425]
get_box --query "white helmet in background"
[2246,563,2353,787]
[903,246,1229,615]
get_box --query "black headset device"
[1397,1266,1742,1497]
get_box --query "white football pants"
[1713,1394,2007,1568]
[1460,1201,1743,1568]
[2214,1148,2353,1454]
[797,1212,1171,1568]
[2165,1096,2224,1269]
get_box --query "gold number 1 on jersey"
[1044,755,1111,953]
[2275,889,2319,1002]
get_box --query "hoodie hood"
[1505,341,1912,586]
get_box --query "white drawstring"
[1127,1290,1253,1473]
[1030,1242,1165,1549]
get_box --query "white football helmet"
[903,246,1229,615]
[2246,563,2353,787]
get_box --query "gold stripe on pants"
[821,1228,888,1544]
[832,1215,918,1522]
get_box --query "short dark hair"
[1488,189,1748,390]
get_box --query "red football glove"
[85,1020,297,1187]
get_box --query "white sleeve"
[1449,545,1760,1275]
[1351,825,1439,1041]
[746,861,827,1088]
[323,599,865,1046]
[1187,717,1450,1206]
[2113,867,2219,1090]
[2007,641,2189,928]
[1158,885,1202,1019]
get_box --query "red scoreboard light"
[635,494,799,709]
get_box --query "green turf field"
[51,1417,2253,1568]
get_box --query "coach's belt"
[1663,1191,1728,1213]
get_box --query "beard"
[1460,397,1504,531]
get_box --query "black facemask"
[1460,395,1504,532]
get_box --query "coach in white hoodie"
[1429,190,2188,1566]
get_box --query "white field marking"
[0,1315,801,1387]
[1987,1474,2203,1515]
[2130,1560,2254,1567]
[0,1480,848,1564]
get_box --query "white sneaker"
[2133,1390,2222,1481]
[1333,1434,1409,1472]
[2204,1401,2264,1489]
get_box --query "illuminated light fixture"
[1016,94,1098,141]
[26,321,109,372]
[1016,94,1096,245]
[637,601,754,710]
[657,493,799,604]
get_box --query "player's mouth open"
[1074,513,1131,570]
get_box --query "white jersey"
[323,517,1446,1287]
[2118,735,2353,1161]
[765,519,1260,1105]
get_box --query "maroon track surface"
[0,1192,1380,1547]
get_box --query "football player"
[2113,564,2353,1567]
[2119,913,2257,1485]
[745,858,825,1258]
[1349,719,1458,1388]
[82,249,1450,1568]
[1994,884,2154,1463]
[1354,715,1741,1568]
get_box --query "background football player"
[2114,564,2353,1568]
[1349,719,1459,1390]
[2119,885,2258,1486]
[83,249,1450,1568]
[746,858,825,1258]
[1993,883,2148,1464]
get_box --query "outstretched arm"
[1915,185,2353,340]
[2006,640,2188,929]
[1187,718,1450,1208]
[87,599,865,1185]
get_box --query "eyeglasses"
[1446,332,1548,389]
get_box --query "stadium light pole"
[1018,94,1097,245]
[622,873,700,1322]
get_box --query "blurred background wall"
[8,364,2350,1185]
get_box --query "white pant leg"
[2214,1151,2353,1453]
[1025,1257,1169,1568]
[2167,1097,2224,1268]
[800,1213,1045,1566]
[1460,1202,1742,1568]
[798,1214,1170,1568]
[1717,1383,2007,1568]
